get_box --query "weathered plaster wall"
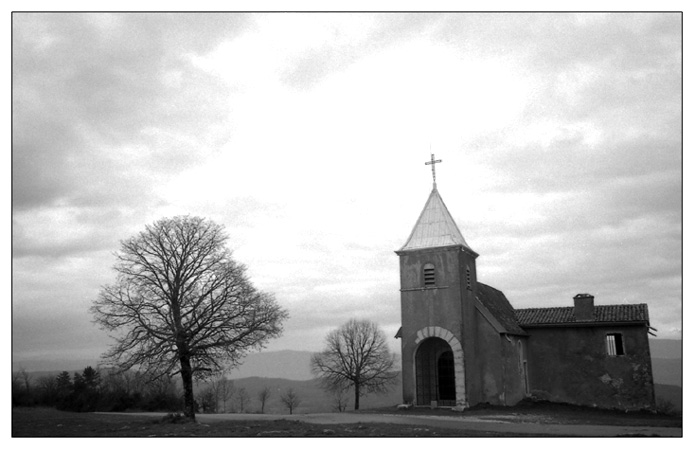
[471,309,501,405]
[524,325,655,410]
[500,335,528,406]
[472,313,527,406]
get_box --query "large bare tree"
[91,216,288,420]
[311,319,397,410]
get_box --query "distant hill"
[13,350,316,381]
[13,358,99,373]
[648,338,682,387]
[652,358,682,387]
[227,350,314,380]
[649,338,681,359]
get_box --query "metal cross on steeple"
[425,153,442,188]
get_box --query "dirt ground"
[364,399,682,428]
[12,401,682,437]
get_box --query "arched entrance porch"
[415,337,456,406]
[412,326,466,408]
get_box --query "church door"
[415,338,456,406]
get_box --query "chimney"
[574,293,594,321]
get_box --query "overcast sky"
[12,12,682,370]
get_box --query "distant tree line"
[12,366,182,413]
[12,366,299,414]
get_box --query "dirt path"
[114,412,682,437]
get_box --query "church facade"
[395,185,655,411]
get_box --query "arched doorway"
[415,337,456,406]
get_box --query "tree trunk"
[179,354,196,420]
[354,382,360,410]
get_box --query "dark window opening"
[606,333,625,356]
[523,361,530,394]
[424,263,435,287]
[466,267,471,290]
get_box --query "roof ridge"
[515,306,572,311]
[516,303,647,311]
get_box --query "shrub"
[655,398,676,415]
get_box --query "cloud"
[12,13,242,212]
[12,13,682,368]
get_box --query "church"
[395,156,656,411]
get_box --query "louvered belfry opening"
[415,337,456,406]
[423,263,435,287]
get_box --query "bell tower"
[395,155,478,408]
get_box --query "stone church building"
[395,182,655,411]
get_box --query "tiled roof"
[515,304,650,327]
[477,283,527,335]
[398,187,475,252]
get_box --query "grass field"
[11,407,515,437]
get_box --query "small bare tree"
[19,368,31,393]
[91,216,288,420]
[235,387,250,413]
[196,386,217,413]
[36,375,58,405]
[257,386,272,413]
[280,388,300,415]
[311,319,397,410]
[214,377,235,413]
[331,385,350,412]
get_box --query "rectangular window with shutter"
[606,333,625,356]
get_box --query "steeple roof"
[398,187,474,253]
